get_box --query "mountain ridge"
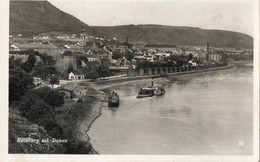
[92,24,253,50]
[10,1,253,50]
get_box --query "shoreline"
[81,65,235,154]
[77,100,103,154]
[63,62,248,154]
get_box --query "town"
[9,29,253,85]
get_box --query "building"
[85,41,101,50]
[85,54,101,63]
[55,56,77,74]
[10,43,62,57]
[208,52,222,62]
[68,71,85,80]
[64,44,84,53]
[144,43,177,52]
[80,28,90,40]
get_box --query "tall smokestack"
[206,43,209,60]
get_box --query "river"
[88,65,253,155]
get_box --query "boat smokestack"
[151,77,153,87]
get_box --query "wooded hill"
[93,25,253,50]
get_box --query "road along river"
[88,65,253,155]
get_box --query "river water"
[88,65,253,155]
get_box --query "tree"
[21,62,33,73]
[125,51,134,61]
[27,54,36,67]
[49,76,60,89]
[9,67,34,103]
[67,65,73,74]
[33,66,56,80]
[188,53,194,61]
[9,56,22,69]
[96,65,111,79]
[35,87,64,111]
[37,53,56,67]
[18,92,64,138]
[77,59,82,68]
[67,65,74,75]
[85,71,99,80]
[19,93,55,123]
[62,50,73,57]
[112,51,123,60]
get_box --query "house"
[188,60,197,66]
[86,49,94,55]
[208,51,222,62]
[9,44,20,51]
[68,71,85,80]
[64,44,84,53]
[85,54,101,63]
[10,43,61,57]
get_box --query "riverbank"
[54,90,108,154]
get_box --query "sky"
[49,0,255,36]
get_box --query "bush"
[85,71,99,80]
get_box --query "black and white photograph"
[0,0,259,161]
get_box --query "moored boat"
[108,91,120,107]
[136,78,165,98]
[136,88,154,98]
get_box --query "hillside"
[93,25,253,50]
[10,1,97,36]
[10,1,253,50]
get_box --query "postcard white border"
[0,0,259,161]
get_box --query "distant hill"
[93,25,253,50]
[10,1,253,50]
[10,1,97,36]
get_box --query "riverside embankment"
[89,64,234,90]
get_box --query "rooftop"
[13,43,59,49]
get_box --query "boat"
[136,78,165,98]
[108,91,120,107]
[136,87,154,98]
[154,86,165,96]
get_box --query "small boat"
[108,91,120,107]
[136,78,165,98]
[154,86,165,96]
